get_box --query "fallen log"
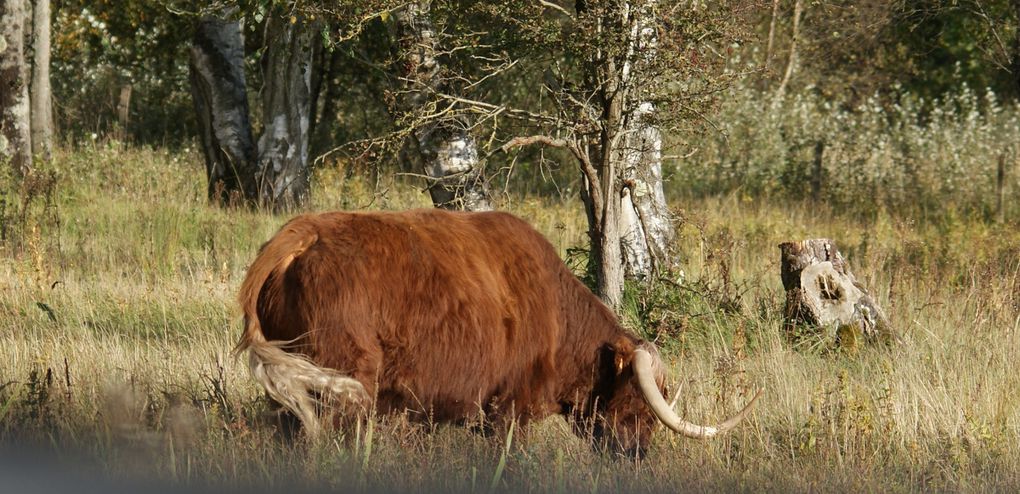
[779,239,894,346]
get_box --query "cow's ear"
[612,337,636,376]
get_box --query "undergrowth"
[0,143,1019,492]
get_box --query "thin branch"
[437,93,560,124]
[765,0,781,69]
[537,0,573,18]
[662,146,699,161]
[395,170,471,182]
[967,0,1012,71]
[462,59,520,91]
[499,135,568,153]
[774,0,802,104]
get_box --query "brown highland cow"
[235,209,758,457]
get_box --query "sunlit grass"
[0,144,1018,491]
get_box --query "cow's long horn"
[633,349,762,439]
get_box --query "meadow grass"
[1,143,1019,492]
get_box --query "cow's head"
[579,339,761,459]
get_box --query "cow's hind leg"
[259,395,303,443]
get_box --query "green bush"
[675,82,1020,221]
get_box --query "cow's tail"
[234,221,367,437]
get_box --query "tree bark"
[308,39,336,156]
[620,137,675,279]
[257,13,318,210]
[595,182,625,309]
[572,0,635,308]
[591,51,627,309]
[583,165,626,311]
[0,0,32,175]
[779,239,895,345]
[394,1,492,211]
[619,0,675,279]
[189,9,260,206]
[28,0,50,160]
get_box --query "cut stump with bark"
[779,239,894,346]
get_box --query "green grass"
[1,143,1019,492]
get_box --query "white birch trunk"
[257,14,317,210]
[0,0,32,174]
[395,1,491,211]
[619,0,675,279]
[189,9,260,205]
[621,100,675,277]
[28,0,50,160]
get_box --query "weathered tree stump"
[779,239,894,346]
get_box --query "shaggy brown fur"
[236,209,668,456]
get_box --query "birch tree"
[393,1,491,211]
[257,13,320,208]
[189,8,261,205]
[1,0,32,175]
[189,7,319,210]
[28,0,51,161]
[431,0,739,307]
[618,0,676,279]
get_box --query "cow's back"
[256,209,565,422]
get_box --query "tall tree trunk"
[620,116,674,278]
[308,34,325,142]
[573,0,632,308]
[577,0,674,306]
[0,0,32,175]
[394,1,492,211]
[189,9,260,205]
[619,0,675,279]
[587,49,628,309]
[582,161,626,311]
[774,0,802,103]
[594,186,625,309]
[28,0,50,160]
[258,13,318,210]
[594,93,626,309]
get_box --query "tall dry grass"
[0,142,1018,492]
